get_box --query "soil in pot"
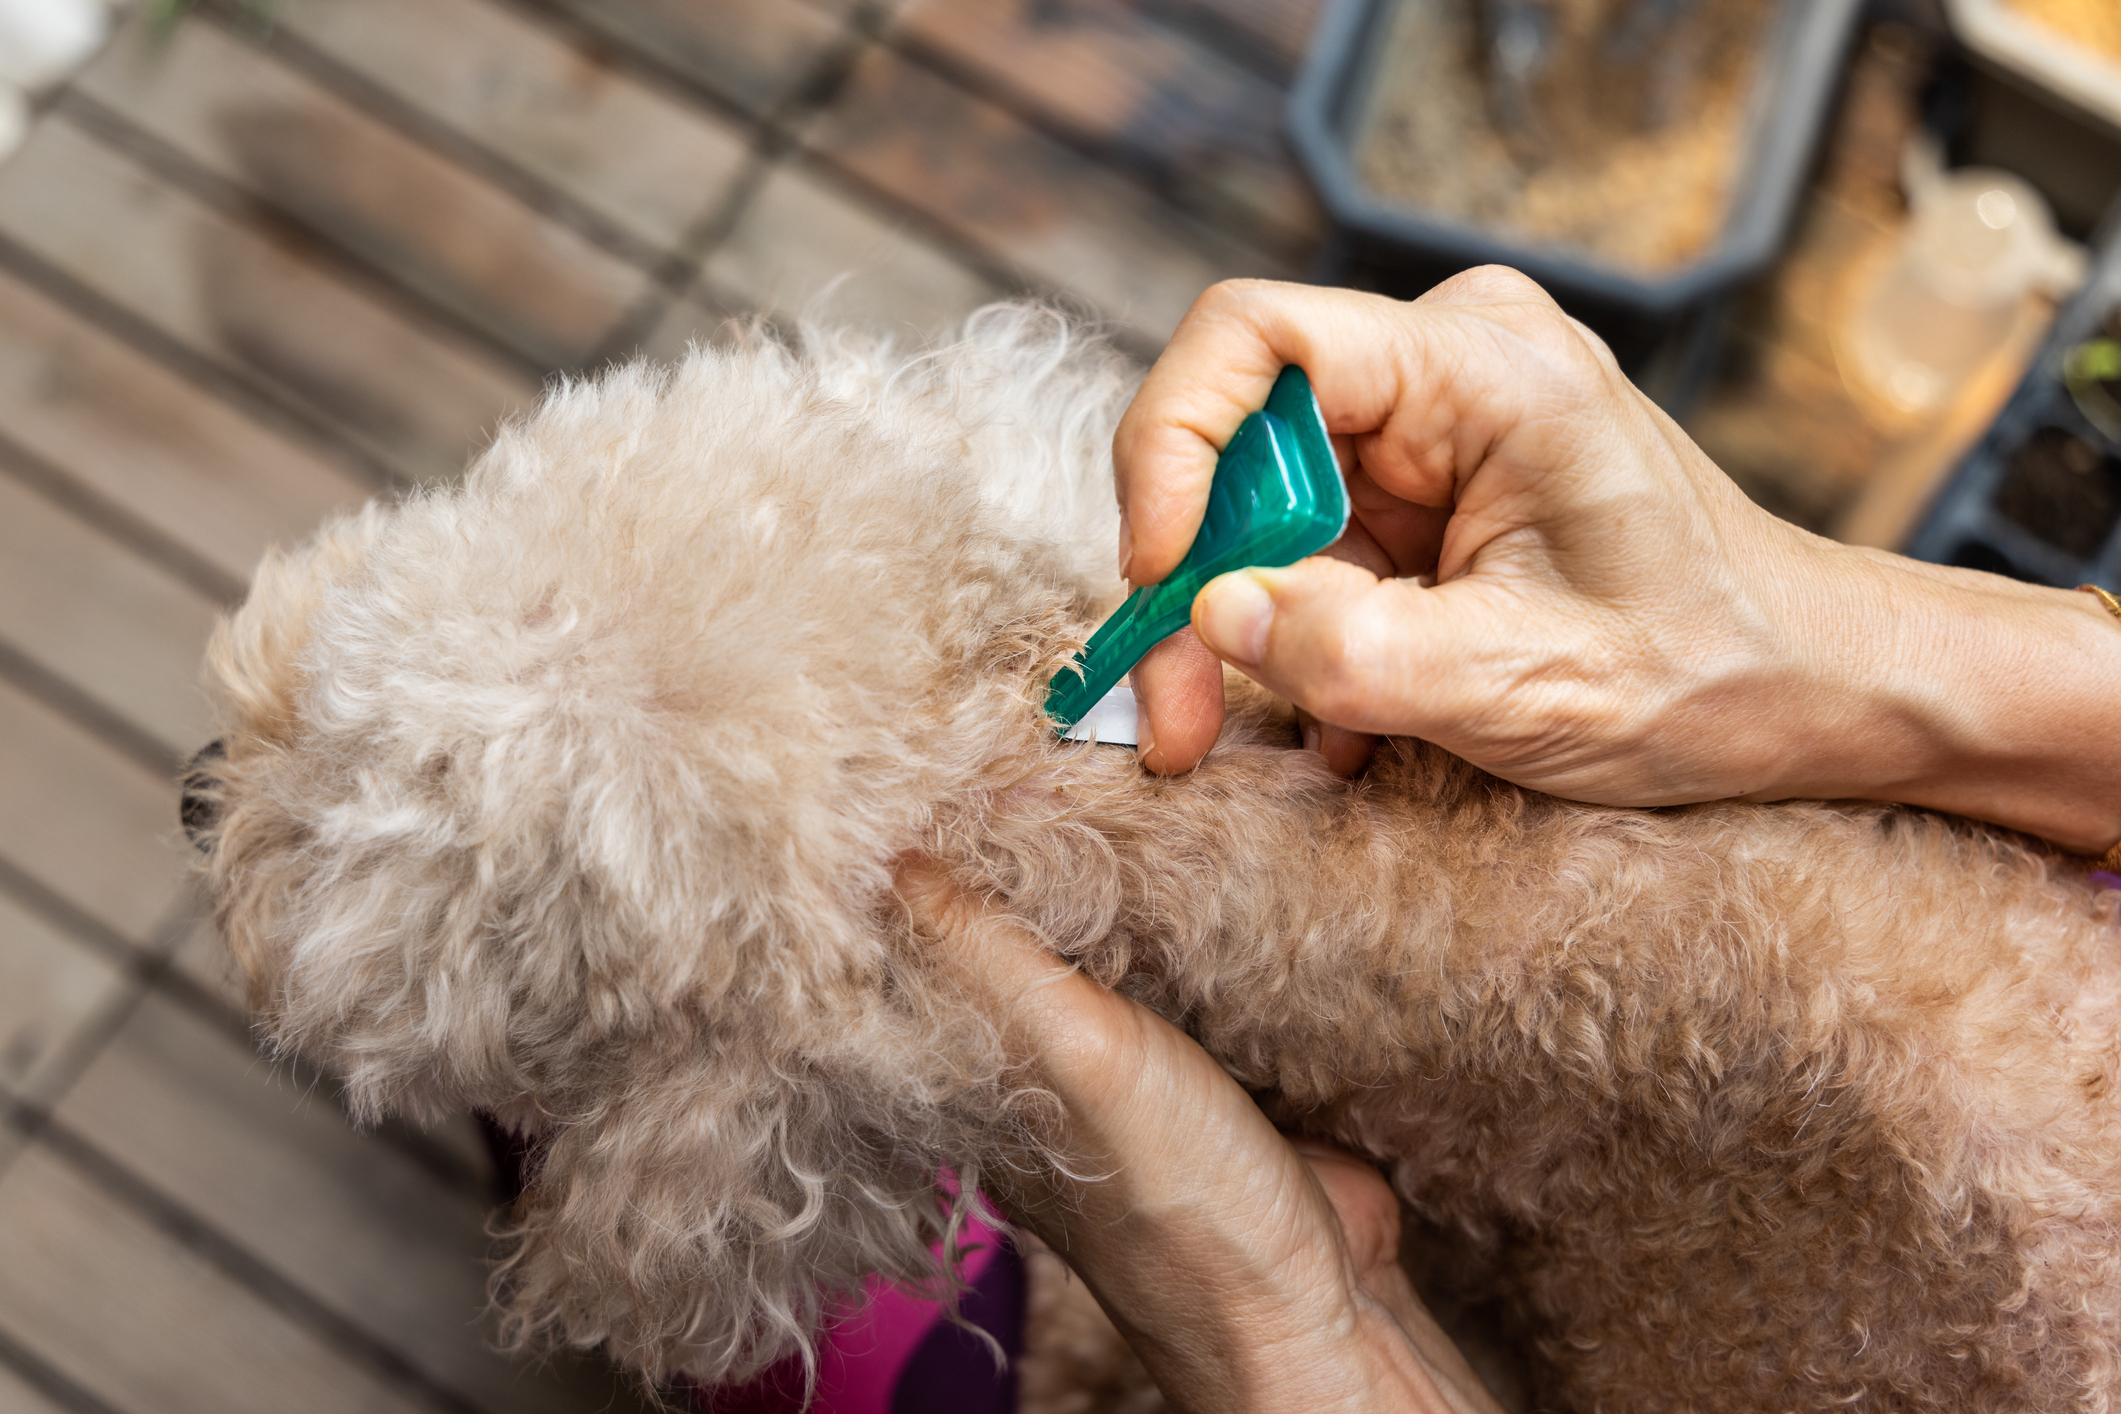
[1354,0,1781,272]
[1992,424,2121,558]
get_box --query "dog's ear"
[492,1033,1006,1387]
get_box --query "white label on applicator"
[1061,679,1140,746]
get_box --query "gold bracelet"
[2075,586,2121,870]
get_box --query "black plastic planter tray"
[1903,215,2121,589]
[1288,0,1864,377]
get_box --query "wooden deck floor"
[0,0,1311,1408]
[0,1,1995,1410]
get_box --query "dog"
[183,302,2121,1412]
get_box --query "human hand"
[1117,275,2121,851]
[898,863,1503,1414]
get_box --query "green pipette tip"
[1045,365,1346,735]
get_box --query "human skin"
[900,865,1504,1414]
[909,272,2121,1410]
[1117,272,2121,856]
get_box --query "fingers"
[1112,282,1295,587]
[1130,523,1395,777]
[1110,282,1420,587]
[1114,274,1608,772]
[1291,523,1392,775]
[1287,1139,1507,1414]
[1113,272,1588,590]
[1119,273,1734,797]
[1128,617,1379,778]
[899,866,1501,1414]
[1129,620,1379,777]
[1191,556,1517,742]
[1343,462,1452,581]
[1131,629,1224,775]
[1297,714,1380,776]
[1284,1140,1402,1285]
[894,860,1074,1003]
[894,860,1207,1132]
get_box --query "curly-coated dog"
[183,303,2121,1413]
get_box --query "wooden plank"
[53,995,638,1414]
[269,0,752,256]
[1143,0,1327,78]
[163,919,501,1197]
[804,45,1285,348]
[169,916,246,1013]
[893,0,1323,257]
[0,473,223,755]
[0,679,189,946]
[0,117,539,487]
[0,1362,72,1414]
[0,892,126,1100]
[701,157,1003,334]
[542,0,845,117]
[636,290,745,363]
[75,16,651,372]
[0,1144,434,1414]
[400,1111,501,1206]
[0,269,371,591]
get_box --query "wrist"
[1763,544,2121,853]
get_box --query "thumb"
[1191,557,1494,740]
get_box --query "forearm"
[1767,545,2121,854]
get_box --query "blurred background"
[0,0,2114,1409]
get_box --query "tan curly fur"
[190,304,2121,1413]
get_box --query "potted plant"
[1288,0,1865,381]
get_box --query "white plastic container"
[0,0,109,90]
[1945,0,2121,138]
[0,0,111,162]
[1843,146,2087,416]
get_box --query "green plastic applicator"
[1045,365,1347,735]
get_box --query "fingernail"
[1116,510,1133,582]
[1302,721,1320,753]
[1135,709,1157,767]
[1196,573,1273,666]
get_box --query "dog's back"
[962,700,2121,1410]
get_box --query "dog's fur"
[189,305,2121,1413]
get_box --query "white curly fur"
[193,304,2121,1412]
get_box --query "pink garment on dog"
[700,1205,1023,1414]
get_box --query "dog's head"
[183,305,1133,1381]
